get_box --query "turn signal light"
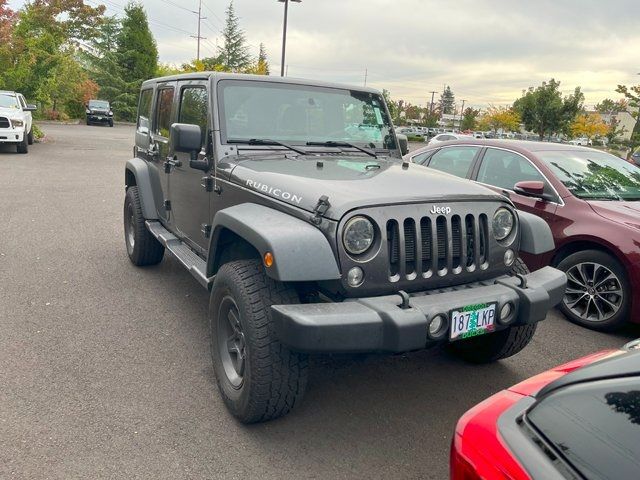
[264,252,274,268]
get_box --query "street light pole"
[278,0,301,77]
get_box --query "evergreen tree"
[439,86,455,115]
[257,43,269,75]
[117,2,157,83]
[217,1,251,72]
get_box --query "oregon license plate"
[450,303,497,341]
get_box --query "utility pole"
[429,91,438,115]
[364,68,368,87]
[459,99,466,130]
[279,0,302,77]
[191,0,207,61]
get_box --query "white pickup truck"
[0,90,36,154]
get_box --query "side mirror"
[171,123,202,154]
[397,133,409,156]
[25,104,37,112]
[514,181,545,198]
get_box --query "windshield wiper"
[306,141,377,158]
[228,138,308,156]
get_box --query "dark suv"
[86,99,114,127]
[124,73,565,423]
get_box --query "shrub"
[407,135,425,142]
[32,124,44,141]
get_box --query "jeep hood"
[228,155,505,220]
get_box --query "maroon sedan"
[406,140,640,331]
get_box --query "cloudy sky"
[9,0,640,109]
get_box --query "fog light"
[500,302,515,324]
[347,267,364,287]
[504,249,515,267]
[428,314,447,339]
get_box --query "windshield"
[0,94,20,109]
[218,80,396,150]
[89,100,110,109]
[538,150,640,200]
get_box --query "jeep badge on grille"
[430,205,452,215]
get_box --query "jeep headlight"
[11,119,24,128]
[343,216,374,255]
[492,208,515,241]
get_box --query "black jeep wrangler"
[86,99,114,127]
[124,73,566,423]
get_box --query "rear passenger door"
[150,82,177,224]
[168,80,211,252]
[424,146,480,179]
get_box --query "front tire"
[209,260,308,423]
[16,136,28,154]
[27,128,34,145]
[124,186,164,266]
[448,258,537,363]
[557,250,629,331]
[109,119,114,127]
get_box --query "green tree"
[513,79,584,140]
[439,86,455,115]
[460,107,480,131]
[595,98,626,114]
[616,83,640,139]
[216,1,251,72]
[117,2,157,84]
[478,105,520,134]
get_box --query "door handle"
[166,156,182,167]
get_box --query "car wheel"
[123,186,164,266]
[109,119,114,127]
[447,259,536,363]
[557,250,629,331]
[209,259,308,423]
[16,136,28,154]
[27,128,34,145]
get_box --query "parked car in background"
[451,339,640,480]
[629,146,640,166]
[0,90,36,154]
[568,136,592,146]
[406,139,640,331]
[86,99,114,127]
[428,133,473,145]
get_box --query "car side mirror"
[514,181,545,199]
[170,123,210,171]
[25,104,37,112]
[397,134,409,156]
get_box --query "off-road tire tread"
[510,257,529,276]
[212,260,308,423]
[125,186,164,266]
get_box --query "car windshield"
[538,150,640,201]
[218,80,396,150]
[89,100,109,109]
[0,94,20,109]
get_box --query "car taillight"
[452,391,531,480]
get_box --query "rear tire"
[557,250,629,331]
[209,260,308,423]
[124,186,164,266]
[448,258,537,363]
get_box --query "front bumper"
[272,267,566,353]
[0,127,24,143]
[87,114,112,123]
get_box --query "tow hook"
[398,290,411,309]
[514,273,528,289]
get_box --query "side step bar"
[145,220,213,289]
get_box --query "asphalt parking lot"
[1,124,638,479]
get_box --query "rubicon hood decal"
[245,179,303,205]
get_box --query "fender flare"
[125,158,158,220]
[518,210,555,255]
[208,203,341,282]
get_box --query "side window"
[178,87,208,146]
[154,87,175,137]
[477,148,544,191]
[428,146,479,178]
[411,151,431,165]
[137,89,153,133]
[18,95,27,109]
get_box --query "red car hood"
[588,200,640,229]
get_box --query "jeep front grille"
[0,117,10,129]
[387,213,488,281]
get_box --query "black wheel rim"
[125,202,135,254]
[217,295,246,389]
[564,262,623,323]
